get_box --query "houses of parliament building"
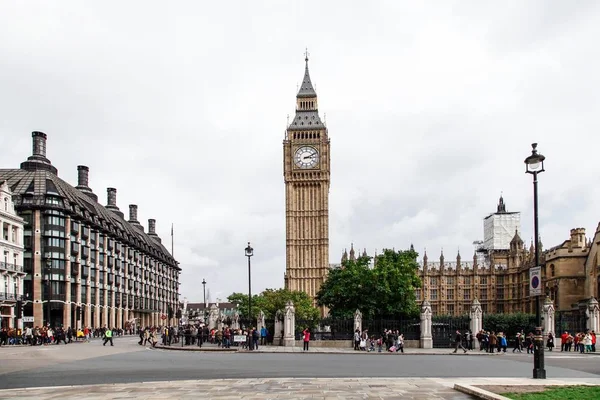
[343,196,600,317]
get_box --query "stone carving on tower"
[283,51,331,314]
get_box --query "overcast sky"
[1,1,599,303]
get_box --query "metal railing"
[0,292,23,301]
[0,262,24,273]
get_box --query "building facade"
[0,181,26,328]
[0,131,180,329]
[283,54,331,311]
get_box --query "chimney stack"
[20,131,57,174]
[77,165,89,187]
[129,204,138,223]
[148,219,156,235]
[106,188,119,211]
[74,165,98,202]
[32,131,47,159]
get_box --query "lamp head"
[245,242,254,257]
[524,143,545,174]
[202,279,206,285]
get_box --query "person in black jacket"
[452,330,467,353]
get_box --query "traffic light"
[16,301,22,319]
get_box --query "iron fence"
[361,318,421,341]
[555,310,587,335]
[295,318,354,340]
[431,316,470,348]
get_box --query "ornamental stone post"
[587,297,600,333]
[208,304,218,329]
[283,300,296,347]
[257,310,266,334]
[543,297,555,335]
[354,309,362,333]
[420,300,432,349]
[470,299,483,348]
[231,312,240,330]
[274,310,284,346]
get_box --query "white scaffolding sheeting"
[483,212,520,250]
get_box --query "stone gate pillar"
[274,310,283,346]
[257,310,266,334]
[420,300,432,349]
[231,312,240,330]
[543,297,555,335]
[208,304,218,329]
[587,297,600,333]
[354,309,362,333]
[470,299,483,348]
[283,301,295,347]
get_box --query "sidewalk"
[1,377,598,399]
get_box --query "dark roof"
[297,58,317,98]
[288,110,325,131]
[0,134,178,269]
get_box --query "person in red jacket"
[560,331,568,351]
[303,328,310,351]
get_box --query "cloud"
[1,1,599,301]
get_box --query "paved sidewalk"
[1,377,599,399]
[239,346,495,355]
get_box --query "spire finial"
[304,47,309,62]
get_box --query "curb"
[153,345,238,352]
[454,384,511,400]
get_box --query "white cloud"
[1,1,599,301]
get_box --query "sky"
[1,1,599,303]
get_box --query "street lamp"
[245,242,254,325]
[45,260,52,327]
[525,142,546,380]
[202,279,207,323]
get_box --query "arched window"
[550,264,555,277]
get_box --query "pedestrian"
[103,327,114,346]
[547,332,554,351]
[303,327,310,351]
[452,330,467,353]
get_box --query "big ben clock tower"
[283,52,330,312]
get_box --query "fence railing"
[362,319,421,341]
[295,318,354,340]
[0,262,24,273]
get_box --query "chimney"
[32,131,47,159]
[75,165,98,202]
[148,219,156,235]
[77,165,89,187]
[106,187,120,214]
[20,131,57,174]
[129,204,139,223]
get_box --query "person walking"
[303,328,310,351]
[452,330,467,353]
[103,328,114,346]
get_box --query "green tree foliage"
[481,313,537,338]
[316,248,422,319]
[227,289,320,321]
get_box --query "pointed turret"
[288,51,325,130]
[410,243,415,252]
[440,249,445,264]
[456,249,461,264]
[362,248,367,258]
[341,249,348,263]
[423,249,428,263]
[349,243,356,261]
[473,250,478,267]
[497,193,507,213]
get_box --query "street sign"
[530,266,542,296]
[23,316,34,322]
[161,314,167,320]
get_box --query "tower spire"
[297,50,316,98]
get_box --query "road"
[0,337,598,390]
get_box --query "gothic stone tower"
[283,54,330,311]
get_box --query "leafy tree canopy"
[316,248,422,319]
[227,289,320,321]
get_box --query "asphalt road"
[0,340,598,389]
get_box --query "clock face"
[294,146,319,169]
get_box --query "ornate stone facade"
[0,132,180,329]
[283,54,330,312]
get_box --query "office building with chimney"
[0,131,180,329]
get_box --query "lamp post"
[525,142,546,380]
[202,279,207,323]
[45,260,52,327]
[245,242,254,325]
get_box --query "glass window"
[464,289,471,300]
[447,289,454,300]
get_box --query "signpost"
[530,266,542,296]
[161,314,167,320]
[23,316,34,323]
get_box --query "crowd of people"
[0,326,125,346]
[353,328,406,353]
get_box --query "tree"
[316,248,422,319]
[227,289,320,321]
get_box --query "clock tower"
[283,53,330,313]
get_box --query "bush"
[483,313,537,338]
